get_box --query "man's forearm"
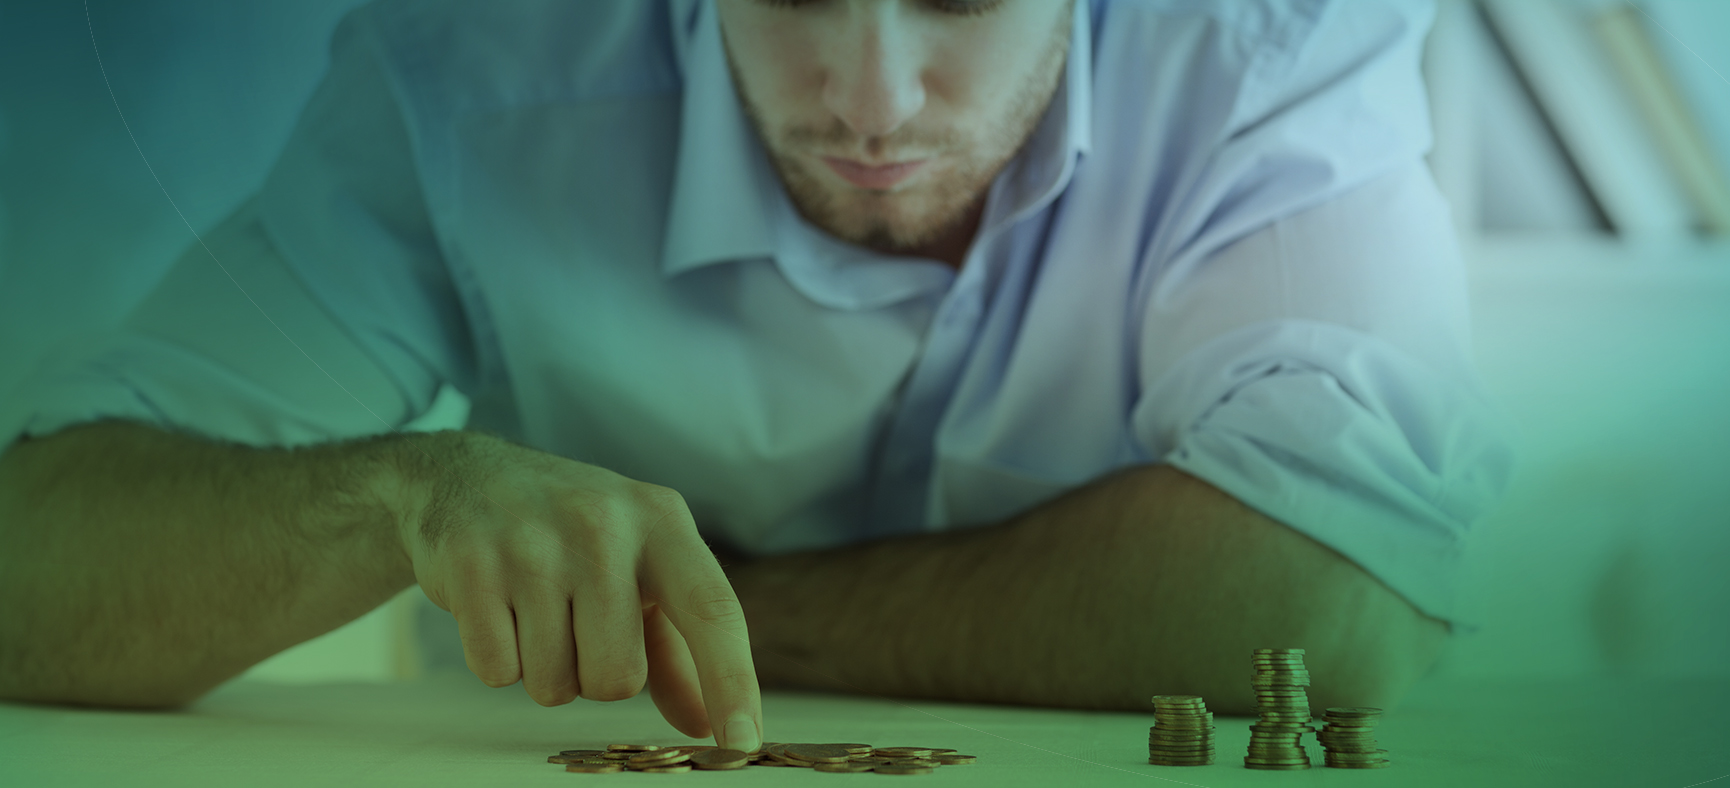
[727,464,1446,714]
[0,420,422,707]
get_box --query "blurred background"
[0,0,1725,687]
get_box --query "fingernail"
[723,713,760,754]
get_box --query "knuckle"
[634,485,694,525]
[580,658,648,702]
[682,584,746,628]
[582,678,644,703]
[704,666,760,695]
[531,680,580,707]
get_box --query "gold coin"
[874,748,935,758]
[1324,751,1389,759]
[607,744,660,752]
[565,763,625,773]
[874,764,936,775]
[628,750,690,767]
[814,761,875,773]
[935,755,976,765]
[829,743,876,755]
[560,749,608,758]
[783,743,852,763]
[639,764,693,773]
[1326,759,1391,769]
[1245,762,1311,770]
[1325,707,1382,716]
[689,749,750,770]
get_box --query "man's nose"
[821,13,925,143]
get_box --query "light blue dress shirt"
[1,0,1514,624]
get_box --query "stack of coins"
[1244,648,1315,770]
[548,743,977,774]
[1147,695,1216,766]
[1318,708,1390,769]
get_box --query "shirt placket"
[862,270,989,539]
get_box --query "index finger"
[640,523,762,753]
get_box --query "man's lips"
[821,157,928,190]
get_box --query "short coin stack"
[548,742,977,775]
[1317,708,1390,769]
[1147,695,1215,766]
[1245,648,1315,770]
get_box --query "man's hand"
[392,432,762,752]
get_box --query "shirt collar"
[660,0,1093,279]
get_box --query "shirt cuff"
[1,331,403,455]
[1139,319,1518,630]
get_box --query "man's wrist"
[360,428,474,573]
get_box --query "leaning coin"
[784,744,853,763]
[875,748,936,758]
[829,743,876,755]
[814,761,876,773]
[629,750,691,768]
[607,744,661,752]
[560,749,609,758]
[566,763,626,774]
[690,749,750,770]
[874,764,937,775]
[1327,760,1392,769]
[884,758,940,768]
[639,764,694,773]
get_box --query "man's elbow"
[1299,571,1450,713]
[0,647,213,711]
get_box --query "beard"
[723,9,1073,255]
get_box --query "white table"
[2,673,1723,787]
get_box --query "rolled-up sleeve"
[1130,0,1516,626]
[0,7,475,454]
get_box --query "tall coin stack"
[1244,648,1315,770]
[1318,707,1390,769]
[1147,695,1215,766]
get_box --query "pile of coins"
[1147,695,1215,766]
[549,743,976,775]
[1317,708,1390,769]
[1245,648,1315,770]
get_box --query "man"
[0,0,1512,757]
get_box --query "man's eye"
[755,0,1007,16]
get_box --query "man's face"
[716,0,1073,257]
